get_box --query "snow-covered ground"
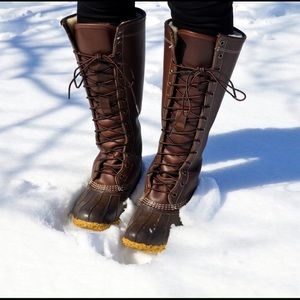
[0,1,300,297]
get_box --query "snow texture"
[0,1,300,298]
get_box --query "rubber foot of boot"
[71,215,120,232]
[122,237,166,254]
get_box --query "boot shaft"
[144,21,246,210]
[61,9,145,156]
[61,9,146,187]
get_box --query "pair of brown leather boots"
[61,8,246,253]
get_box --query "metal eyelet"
[218,53,223,59]
[172,193,177,198]
[220,40,225,46]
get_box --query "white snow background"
[0,1,300,298]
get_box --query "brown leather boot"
[123,20,246,253]
[61,8,146,231]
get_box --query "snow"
[0,1,300,297]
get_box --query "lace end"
[68,81,72,100]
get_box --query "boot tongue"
[148,31,217,204]
[74,23,116,55]
[176,29,216,68]
[74,23,121,186]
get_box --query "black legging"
[77,1,233,36]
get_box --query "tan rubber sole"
[122,237,166,254]
[72,216,120,232]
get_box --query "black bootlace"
[68,51,136,176]
[150,65,246,193]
